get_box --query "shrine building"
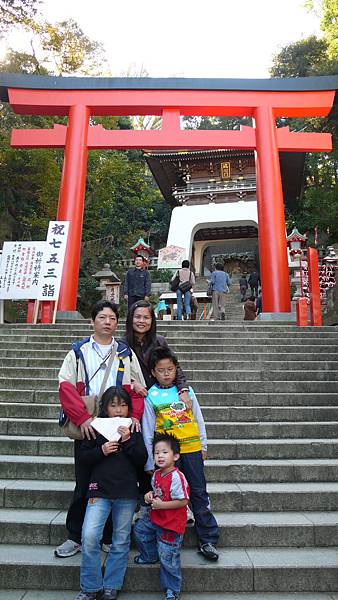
[146,148,304,276]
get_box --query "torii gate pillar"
[255,104,290,312]
[57,105,90,311]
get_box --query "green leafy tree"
[270,31,338,243]
[36,19,109,76]
[0,0,38,36]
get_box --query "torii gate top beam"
[1,72,338,117]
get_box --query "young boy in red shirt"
[133,433,189,600]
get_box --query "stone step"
[1,357,338,372]
[2,342,338,354]
[2,594,334,600]
[1,350,338,364]
[1,436,338,460]
[0,508,337,548]
[2,479,338,512]
[2,418,338,439]
[0,377,336,392]
[1,454,338,483]
[1,389,336,408]
[1,332,338,343]
[2,321,335,329]
[2,403,338,423]
[0,545,338,592]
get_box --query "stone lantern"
[286,227,307,299]
[93,263,121,304]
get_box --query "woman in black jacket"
[76,386,147,600]
[125,300,191,407]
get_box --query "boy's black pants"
[178,450,219,546]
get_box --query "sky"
[4,0,322,79]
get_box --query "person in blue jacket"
[124,255,151,310]
[210,263,231,321]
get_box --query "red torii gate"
[2,75,336,316]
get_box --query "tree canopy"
[270,4,338,245]
[0,5,171,315]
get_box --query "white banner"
[37,221,69,301]
[157,245,187,269]
[0,241,47,299]
[0,221,69,301]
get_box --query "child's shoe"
[198,542,219,561]
[74,591,102,600]
[102,589,118,600]
[164,590,179,600]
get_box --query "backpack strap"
[116,340,132,387]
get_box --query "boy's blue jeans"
[176,289,191,320]
[134,512,183,593]
[80,497,137,593]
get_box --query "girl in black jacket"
[75,386,147,600]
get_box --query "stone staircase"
[195,274,245,321]
[0,321,338,599]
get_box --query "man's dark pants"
[128,295,145,311]
[66,440,111,544]
[178,450,219,546]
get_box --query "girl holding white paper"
[76,387,147,600]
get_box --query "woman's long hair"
[125,300,157,351]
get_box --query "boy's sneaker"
[186,506,195,527]
[74,591,102,600]
[198,543,219,561]
[102,590,118,600]
[164,590,179,600]
[54,538,81,558]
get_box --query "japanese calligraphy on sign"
[220,161,231,180]
[0,242,47,299]
[37,221,69,301]
[0,221,69,301]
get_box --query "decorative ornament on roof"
[130,237,154,260]
[286,227,307,242]
[286,227,307,257]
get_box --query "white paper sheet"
[91,417,132,441]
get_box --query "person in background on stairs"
[134,433,190,600]
[210,263,231,321]
[55,300,146,559]
[124,300,193,517]
[75,386,148,600]
[141,347,220,562]
[239,273,248,302]
[248,270,260,298]
[172,260,195,321]
[256,289,262,316]
[243,295,257,321]
[124,255,152,311]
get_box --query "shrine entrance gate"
[1,73,337,316]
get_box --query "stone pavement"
[0,320,338,598]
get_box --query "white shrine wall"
[166,200,258,275]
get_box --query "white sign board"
[0,221,69,301]
[0,241,47,299]
[158,245,187,269]
[37,221,69,301]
